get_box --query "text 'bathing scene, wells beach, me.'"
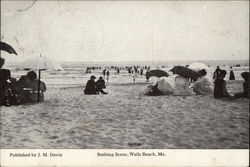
[0,1,249,149]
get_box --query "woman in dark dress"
[214,70,231,98]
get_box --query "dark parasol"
[170,66,201,81]
[146,69,169,78]
[0,42,18,55]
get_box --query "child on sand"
[214,70,232,98]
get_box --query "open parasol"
[170,66,201,81]
[0,41,18,55]
[146,69,169,78]
[0,42,18,68]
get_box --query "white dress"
[192,77,213,95]
[172,76,194,96]
[157,77,175,95]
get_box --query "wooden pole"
[37,70,41,102]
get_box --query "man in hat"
[84,75,98,95]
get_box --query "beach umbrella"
[146,69,169,78]
[170,66,201,81]
[19,56,63,71]
[0,42,18,55]
[188,62,210,71]
[19,55,63,102]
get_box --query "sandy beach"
[0,77,249,149]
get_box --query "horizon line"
[5,59,249,63]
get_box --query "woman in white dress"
[192,69,213,95]
[172,76,194,96]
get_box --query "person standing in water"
[229,66,235,80]
[103,68,106,77]
[106,70,110,83]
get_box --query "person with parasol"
[17,71,46,103]
[170,66,199,96]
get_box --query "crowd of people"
[0,69,46,106]
[1,65,249,107]
[143,67,249,99]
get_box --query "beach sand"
[0,80,249,149]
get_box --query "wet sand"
[0,81,249,149]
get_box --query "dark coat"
[214,79,230,98]
[84,80,97,94]
[96,79,106,90]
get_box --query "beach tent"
[19,55,63,102]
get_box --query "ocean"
[2,59,249,86]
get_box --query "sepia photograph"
[0,0,249,166]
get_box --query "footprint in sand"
[128,142,142,147]
[48,135,59,139]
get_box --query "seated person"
[234,72,250,98]
[192,69,213,95]
[143,81,164,96]
[17,71,46,103]
[96,76,108,94]
[84,75,98,95]
[0,69,20,106]
[214,70,231,98]
[0,57,5,68]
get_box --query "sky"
[1,1,249,62]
